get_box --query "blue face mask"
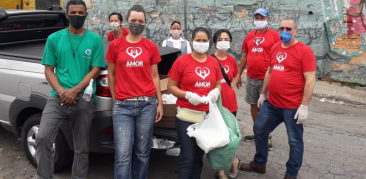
[280,31,292,43]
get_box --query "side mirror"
[0,7,9,22]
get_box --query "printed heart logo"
[195,67,210,80]
[223,65,230,74]
[126,47,143,59]
[254,37,265,46]
[276,52,287,63]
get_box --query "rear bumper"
[88,110,178,153]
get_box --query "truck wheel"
[21,113,73,172]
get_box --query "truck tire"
[21,113,73,172]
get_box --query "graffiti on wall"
[61,0,365,85]
[322,0,366,84]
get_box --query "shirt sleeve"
[161,40,167,47]
[41,35,56,66]
[92,36,106,67]
[150,42,161,65]
[186,41,192,54]
[168,57,182,83]
[105,41,116,64]
[301,47,317,73]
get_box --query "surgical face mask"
[128,23,145,35]
[193,41,210,54]
[110,22,120,31]
[68,15,86,29]
[216,41,230,52]
[170,30,182,38]
[254,20,268,30]
[280,31,293,43]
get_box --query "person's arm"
[301,71,316,105]
[107,62,116,101]
[260,66,272,95]
[167,78,185,98]
[151,64,163,123]
[44,65,65,95]
[232,53,247,88]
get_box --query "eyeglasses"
[279,27,293,32]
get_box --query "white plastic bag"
[186,101,230,153]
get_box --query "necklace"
[67,28,86,58]
[253,27,268,59]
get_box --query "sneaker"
[268,135,273,151]
[244,133,255,141]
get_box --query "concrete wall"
[62,0,366,85]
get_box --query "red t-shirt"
[267,42,316,109]
[242,28,280,79]
[217,55,238,112]
[105,36,161,100]
[107,28,130,41]
[168,54,222,111]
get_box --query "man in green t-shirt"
[36,0,105,178]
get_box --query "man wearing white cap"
[233,7,279,150]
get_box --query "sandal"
[228,158,243,179]
[215,171,228,179]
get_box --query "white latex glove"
[185,91,203,106]
[257,94,266,108]
[207,88,220,103]
[294,105,308,124]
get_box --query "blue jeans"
[112,96,157,179]
[253,100,304,178]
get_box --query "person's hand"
[257,94,266,108]
[231,76,242,89]
[155,104,163,123]
[207,88,220,103]
[185,91,203,106]
[294,105,308,124]
[60,89,78,106]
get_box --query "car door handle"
[39,82,49,85]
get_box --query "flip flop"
[228,159,243,179]
[215,171,228,179]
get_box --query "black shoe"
[268,135,273,151]
[243,133,255,141]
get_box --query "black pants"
[176,118,204,179]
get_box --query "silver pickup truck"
[0,7,179,171]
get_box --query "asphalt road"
[0,87,366,179]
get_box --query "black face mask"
[128,23,145,35]
[68,15,86,29]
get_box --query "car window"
[0,14,67,31]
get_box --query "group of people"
[35,0,316,179]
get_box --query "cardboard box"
[154,75,176,129]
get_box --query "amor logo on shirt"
[252,37,265,53]
[273,52,287,72]
[220,65,230,83]
[195,67,211,88]
[126,47,144,67]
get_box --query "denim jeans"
[37,94,94,179]
[253,100,304,178]
[176,118,205,179]
[113,96,157,179]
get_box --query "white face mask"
[193,41,210,54]
[170,30,182,38]
[110,22,120,31]
[254,20,268,30]
[216,41,230,52]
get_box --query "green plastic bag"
[207,95,241,170]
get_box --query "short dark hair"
[126,4,146,22]
[192,27,210,39]
[171,21,181,27]
[66,0,87,13]
[109,12,123,21]
[212,29,233,44]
